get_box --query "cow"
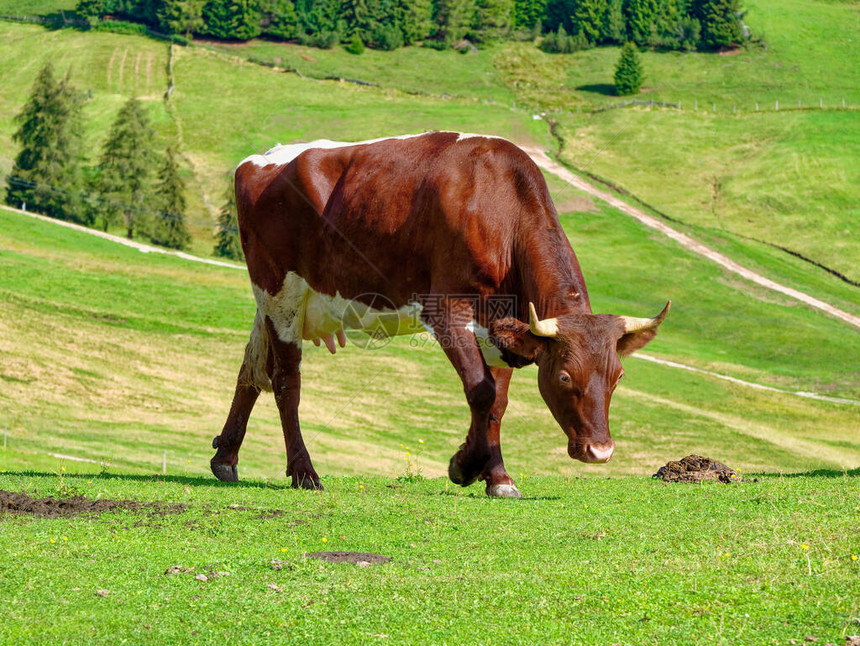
[210,131,669,497]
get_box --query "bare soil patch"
[306,551,392,566]
[653,455,740,483]
[0,490,187,518]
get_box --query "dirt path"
[1,205,244,271]
[523,147,860,330]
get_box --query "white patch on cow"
[303,286,426,344]
[252,275,308,346]
[455,132,506,143]
[243,133,430,168]
[465,320,508,368]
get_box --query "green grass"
[2,188,858,485]
[554,106,860,283]
[0,471,858,644]
[2,0,858,284]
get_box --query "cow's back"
[236,132,553,305]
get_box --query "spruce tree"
[159,0,205,35]
[692,0,743,49]
[150,146,191,249]
[614,41,643,94]
[97,96,156,238]
[512,0,545,31]
[5,63,86,223]
[472,0,513,42]
[622,0,659,45]
[214,175,243,261]
[432,0,477,44]
[396,0,433,44]
[259,0,299,39]
[570,0,605,44]
[601,0,625,43]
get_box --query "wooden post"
[695,99,698,111]
[775,99,779,111]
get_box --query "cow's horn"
[620,301,671,334]
[529,302,559,338]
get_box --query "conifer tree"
[614,41,643,94]
[691,0,743,49]
[601,0,625,43]
[472,0,513,42]
[396,0,433,43]
[622,0,658,45]
[432,0,477,44]
[159,0,205,36]
[512,0,545,31]
[570,0,605,44]
[96,96,156,238]
[5,63,86,223]
[214,175,243,261]
[150,146,191,249]
[259,0,299,39]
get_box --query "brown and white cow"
[210,131,669,497]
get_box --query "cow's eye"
[559,372,571,384]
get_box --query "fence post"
[843,98,846,108]
[678,100,681,109]
[755,102,758,111]
[695,99,698,111]
[712,103,716,112]
[162,451,167,475]
[775,99,779,111]
[820,98,823,108]
[3,424,6,449]
[733,104,736,114]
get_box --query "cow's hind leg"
[265,317,323,490]
[482,366,522,498]
[211,312,271,482]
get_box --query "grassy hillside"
[1,471,857,644]
[1,188,858,484]
[1,0,858,284]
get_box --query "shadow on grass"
[575,83,617,96]
[3,471,289,490]
[760,467,860,478]
[434,491,561,501]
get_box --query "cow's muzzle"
[568,440,615,463]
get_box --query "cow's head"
[490,301,670,464]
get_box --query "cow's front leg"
[481,366,522,498]
[265,318,323,490]
[427,301,496,488]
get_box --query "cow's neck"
[514,223,592,320]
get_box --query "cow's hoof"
[211,462,238,482]
[486,483,523,498]
[291,474,324,490]
[448,454,480,487]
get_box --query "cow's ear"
[616,327,658,357]
[489,318,546,368]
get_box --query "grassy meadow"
[1,189,857,482]
[0,471,858,644]
[1,4,859,642]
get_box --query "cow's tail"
[239,310,273,392]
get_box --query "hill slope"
[1,182,858,482]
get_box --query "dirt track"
[522,148,860,330]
